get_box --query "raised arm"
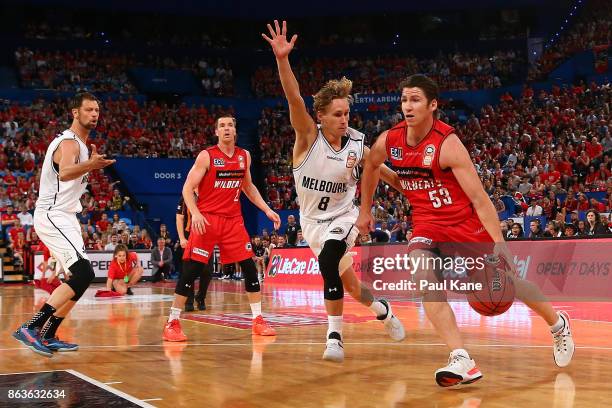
[356,131,389,234]
[182,150,210,235]
[241,151,281,230]
[262,20,317,159]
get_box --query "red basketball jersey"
[197,145,247,217]
[386,119,474,226]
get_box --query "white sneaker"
[378,299,405,342]
[435,351,482,387]
[552,311,575,368]
[322,338,344,362]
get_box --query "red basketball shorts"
[183,213,253,264]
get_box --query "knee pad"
[176,260,206,297]
[67,258,95,301]
[319,240,346,301]
[239,259,260,292]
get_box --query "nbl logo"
[268,254,282,277]
[390,147,403,160]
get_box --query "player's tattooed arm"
[363,146,401,192]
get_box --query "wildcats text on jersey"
[214,180,242,188]
[301,176,348,194]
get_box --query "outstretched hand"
[262,20,297,59]
[89,144,115,170]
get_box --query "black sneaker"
[126,288,134,296]
[196,299,206,311]
[185,303,195,312]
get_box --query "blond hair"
[312,77,353,113]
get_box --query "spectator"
[543,221,562,238]
[528,219,543,239]
[507,223,523,240]
[129,233,147,249]
[252,236,266,282]
[585,210,608,236]
[151,237,173,282]
[105,233,119,251]
[295,230,308,247]
[17,204,33,229]
[275,235,289,248]
[500,221,509,237]
[283,215,300,246]
[392,221,411,242]
[563,223,577,238]
[95,212,110,232]
[159,223,172,246]
[526,200,543,216]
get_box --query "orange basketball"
[467,255,515,316]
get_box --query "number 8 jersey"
[386,119,474,226]
[293,126,364,221]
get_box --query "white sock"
[550,313,565,333]
[169,307,181,322]
[369,300,388,318]
[250,302,262,319]
[451,348,470,359]
[327,315,343,339]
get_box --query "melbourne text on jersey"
[301,176,348,194]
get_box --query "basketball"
[467,255,515,316]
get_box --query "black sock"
[40,316,64,339]
[24,303,57,330]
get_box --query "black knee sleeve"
[239,258,260,292]
[67,258,95,301]
[176,260,206,297]
[319,240,346,301]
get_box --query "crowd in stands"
[529,0,612,80]
[257,81,612,241]
[14,47,234,96]
[252,50,525,97]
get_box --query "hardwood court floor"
[1,280,610,407]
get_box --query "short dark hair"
[399,74,439,103]
[215,115,237,129]
[70,92,99,110]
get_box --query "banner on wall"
[33,251,154,280]
[113,158,194,195]
[266,240,612,300]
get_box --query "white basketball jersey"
[294,126,364,221]
[36,130,90,213]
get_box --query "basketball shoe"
[252,315,276,336]
[377,299,405,341]
[323,333,344,362]
[44,337,79,352]
[13,327,53,357]
[163,319,187,342]
[435,349,482,387]
[552,311,574,367]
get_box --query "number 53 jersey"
[385,119,474,227]
[293,126,364,222]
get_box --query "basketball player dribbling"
[163,116,281,341]
[263,20,406,362]
[13,92,115,356]
[357,74,575,386]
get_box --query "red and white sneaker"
[252,315,276,336]
[435,350,483,387]
[163,319,187,342]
